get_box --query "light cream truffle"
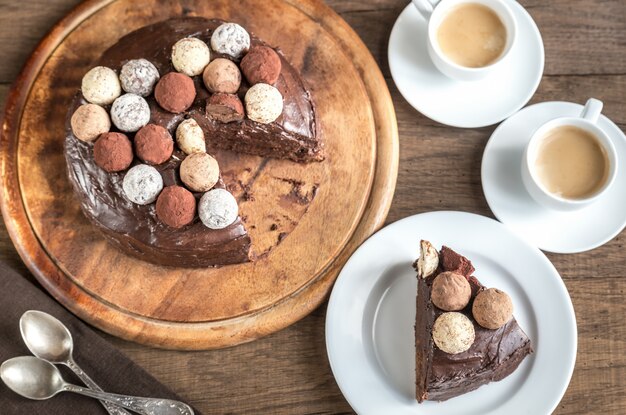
[202,58,242,94]
[432,312,475,354]
[417,239,439,278]
[171,37,211,76]
[180,152,220,192]
[81,66,121,105]
[210,23,250,59]
[199,188,238,230]
[176,119,206,155]
[70,104,111,142]
[245,83,283,124]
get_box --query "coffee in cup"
[521,98,618,211]
[437,3,507,68]
[534,125,610,200]
[412,0,517,81]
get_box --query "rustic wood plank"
[332,0,626,77]
[0,213,30,277]
[388,74,626,128]
[0,0,625,414]
[107,306,354,414]
[0,1,78,82]
[0,84,10,105]
[1,0,625,83]
[0,77,29,276]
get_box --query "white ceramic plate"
[388,0,544,128]
[326,211,576,415]
[482,101,626,253]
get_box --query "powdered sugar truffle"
[198,188,238,230]
[210,23,250,59]
[119,59,160,97]
[122,164,163,205]
[171,37,211,76]
[245,83,283,124]
[81,66,121,105]
[110,93,151,132]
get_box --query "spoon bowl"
[20,310,73,363]
[1,356,194,415]
[1,356,65,400]
[18,310,134,415]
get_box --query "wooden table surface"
[0,0,624,413]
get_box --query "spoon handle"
[63,384,194,415]
[66,358,133,415]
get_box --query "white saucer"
[482,101,626,253]
[388,0,544,128]
[326,211,576,415]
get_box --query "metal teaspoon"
[1,356,194,415]
[19,310,132,415]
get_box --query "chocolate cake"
[414,241,533,402]
[65,18,322,267]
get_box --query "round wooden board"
[0,0,398,349]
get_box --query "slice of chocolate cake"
[414,240,533,402]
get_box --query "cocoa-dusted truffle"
[202,58,241,94]
[70,104,110,142]
[432,312,475,354]
[154,72,196,114]
[134,124,174,165]
[156,185,196,228]
[240,45,282,85]
[245,83,283,124]
[119,59,160,97]
[93,132,133,172]
[122,164,163,205]
[180,152,220,192]
[210,23,250,59]
[199,188,238,230]
[472,288,513,329]
[110,93,151,132]
[81,66,121,105]
[431,272,472,311]
[171,37,211,76]
[176,118,206,155]
[206,93,244,123]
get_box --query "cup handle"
[411,0,440,19]
[580,98,603,123]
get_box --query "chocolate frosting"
[64,17,320,267]
[415,246,533,402]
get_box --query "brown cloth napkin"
[0,262,200,415]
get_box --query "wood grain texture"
[0,0,398,349]
[0,0,625,414]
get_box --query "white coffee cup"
[412,0,517,81]
[521,98,618,211]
